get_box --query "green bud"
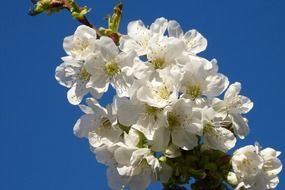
[29,0,52,15]
[159,156,167,162]
[71,6,91,20]
[108,2,123,32]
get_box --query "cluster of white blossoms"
[228,144,282,190]
[55,18,282,190]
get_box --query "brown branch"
[60,0,99,35]
[29,0,100,37]
[29,1,124,43]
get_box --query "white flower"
[55,56,101,105]
[203,125,236,153]
[63,25,97,59]
[202,107,236,152]
[124,36,187,81]
[85,36,137,98]
[224,83,253,114]
[114,146,160,190]
[164,98,203,151]
[145,37,186,74]
[147,125,170,152]
[74,97,130,149]
[88,96,137,148]
[119,17,168,56]
[73,98,106,138]
[232,144,282,190]
[88,118,123,148]
[259,147,282,189]
[168,20,207,54]
[131,103,168,145]
[134,67,181,108]
[74,98,123,147]
[213,82,253,139]
[101,129,163,190]
[92,144,119,166]
[180,57,229,100]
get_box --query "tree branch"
[29,0,100,36]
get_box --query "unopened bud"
[227,172,238,185]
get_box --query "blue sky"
[1,0,285,189]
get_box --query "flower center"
[186,85,200,100]
[80,67,91,81]
[167,112,180,128]
[141,38,149,48]
[105,60,120,76]
[204,124,216,136]
[75,37,89,51]
[145,105,161,116]
[152,58,166,69]
[242,159,253,167]
[158,86,170,99]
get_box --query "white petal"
[239,95,254,114]
[119,35,146,55]
[63,36,73,56]
[267,176,280,189]
[78,104,93,114]
[129,170,152,190]
[117,165,136,176]
[172,128,198,150]
[63,25,97,57]
[150,17,168,35]
[111,75,132,98]
[212,98,228,119]
[167,20,183,38]
[225,82,241,101]
[260,148,281,160]
[89,125,122,147]
[183,29,207,54]
[67,82,88,105]
[55,62,77,88]
[117,99,140,126]
[149,127,170,152]
[124,129,140,147]
[204,73,229,97]
[230,113,250,139]
[114,147,134,166]
[127,20,146,38]
[107,166,127,190]
[204,126,236,152]
[75,25,97,39]
[93,145,117,166]
[86,98,107,115]
[84,53,105,75]
[73,114,96,138]
[164,37,186,62]
[95,36,119,60]
[263,158,282,178]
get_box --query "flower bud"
[227,172,238,185]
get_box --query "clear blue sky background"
[1,0,285,189]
